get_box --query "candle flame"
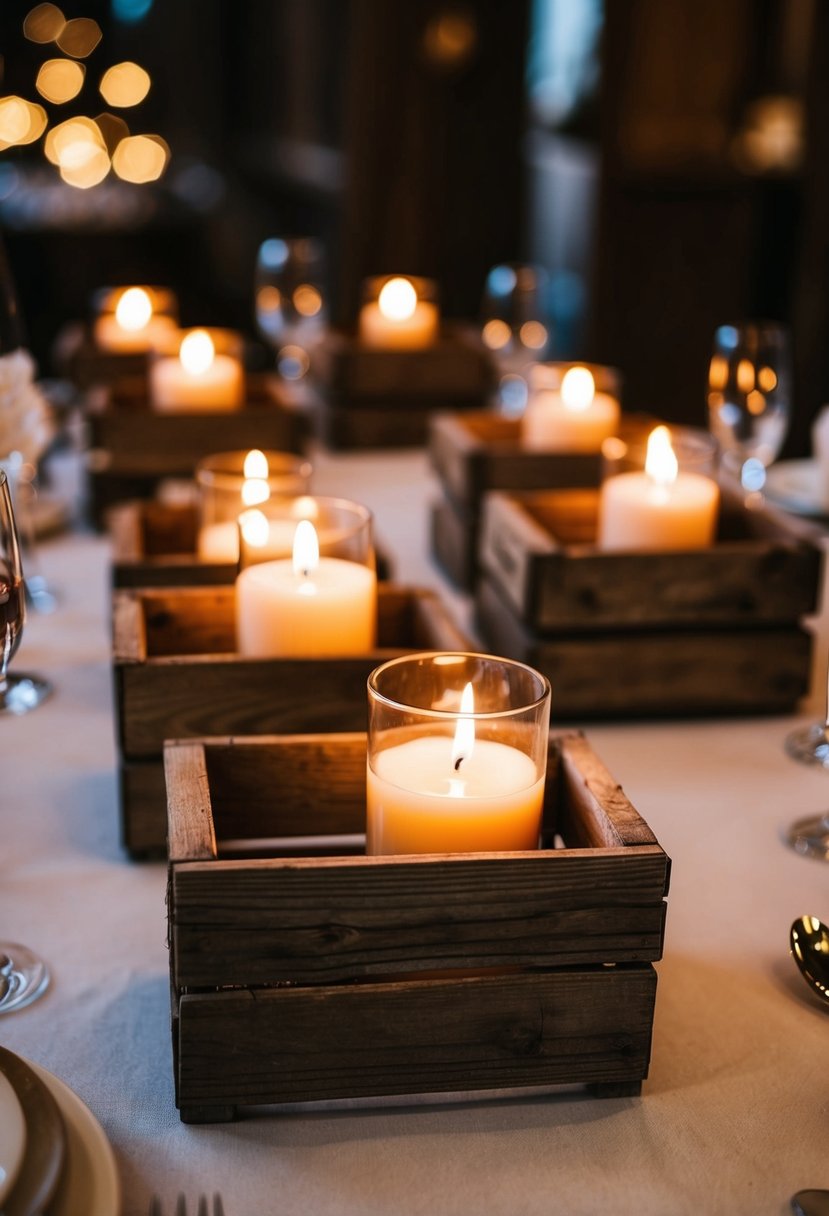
[180,329,214,375]
[241,478,269,507]
[243,449,268,479]
[378,277,417,322]
[561,366,595,414]
[115,287,152,332]
[450,682,475,772]
[293,518,319,578]
[645,425,678,488]
[239,508,269,548]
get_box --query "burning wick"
[450,682,475,775]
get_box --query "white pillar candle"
[522,366,620,452]
[367,683,544,855]
[358,277,439,350]
[93,287,178,352]
[598,425,720,550]
[235,519,377,656]
[150,329,245,412]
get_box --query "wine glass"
[480,263,551,415]
[707,320,791,499]
[784,655,829,858]
[254,236,327,381]
[0,467,50,1011]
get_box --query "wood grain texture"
[476,574,813,717]
[120,759,167,857]
[175,967,658,1109]
[480,489,823,630]
[165,743,217,861]
[430,497,479,590]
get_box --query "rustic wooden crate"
[53,321,150,389]
[113,583,471,856]
[106,499,395,588]
[474,487,821,717]
[165,729,670,1123]
[314,326,494,449]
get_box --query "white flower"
[0,348,55,465]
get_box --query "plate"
[28,1061,120,1216]
[0,1070,26,1203]
[764,459,829,517]
[0,1045,66,1216]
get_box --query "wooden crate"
[85,374,311,526]
[113,583,471,856]
[165,730,670,1123]
[314,326,494,449]
[475,487,822,717]
[53,321,150,389]
[106,500,395,588]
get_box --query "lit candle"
[367,681,545,855]
[235,519,377,656]
[522,366,620,452]
[598,425,720,550]
[93,286,178,353]
[150,329,245,411]
[358,276,439,350]
[197,449,273,562]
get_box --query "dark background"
[0,0,826,454]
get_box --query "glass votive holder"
[149,328,246,412]
[522,361,623,452]
[480,263,551,416]
[598,424,720,551]
[195,449,313,562]
[235,495,377,657]
[358,275,440,350]
[254,236,327,381]
[367,651,552,856]
[91,285,179,353]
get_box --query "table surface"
[4,442,829,1216]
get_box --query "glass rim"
[368,651,551,720]
[196,450,313,492]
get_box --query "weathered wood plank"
[165,743,216,862]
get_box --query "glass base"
[784,722,829,768]
[784,814,829,860]
[0,944,50,1013]
[0,672,52,715]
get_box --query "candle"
[93,286,178,353]
[358,276,439,349]
[367,681,546,855]
[598,425,720,550]
[150,329,245,411]
[235,519,377,656]
[522,366,620,452]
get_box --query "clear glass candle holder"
[522,361,623,452]
[235,496,377,658]
[367,651,551,856]
[480,263,551,415]
[195,449,313,563]
[91,285,179,353]
[358,275,440,349]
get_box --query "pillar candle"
[94,287,178,352]
[235,520,376,656]
[150,329,245,412]
[358,277,439,350]
[598,425,720,550]
[522,365,620,452]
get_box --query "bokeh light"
[23,4,65,44]
[0,97,47,148]
[56,16,102,58]
[112,133,169,183]
[36,58,85,104]
[99,62,151,108]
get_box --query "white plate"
[0,1070,26,1204]
[764,459,829,517]
[27,1061,120,1216]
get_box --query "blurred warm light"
[241,477,269,507]
[708,354,728,390]
[57,16,102,58]
[0,97,47,147]
[243,450,269,480]
[36,58,84,104]
[45,116,100,163]
[23,4,65,44]
[746,389,766,416]
[734,96,804,174]
[422,10,478,69]
[112,133,168,182]
[520,320,547,350]
[292,520,319,578]
[736,358,755,394]
[257,285,281,314]
[100,61,151,108]
[115,287,152,331]
[180,330,214,375]
[758,365,777,393]
[277,344,310,381]
[482,319,511,350]
[378,277,417,322]
[645,426,678,488]
[95,112,130,155]
[59,141,110,189]
[561,367,595,413]
[239,508,269,549]
[293,284,322,318]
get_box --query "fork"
[148,1195,225,1216]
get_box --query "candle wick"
[454,755,464,771]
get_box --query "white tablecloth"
[3,444,829,1216]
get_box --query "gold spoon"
[790,916,829,1004]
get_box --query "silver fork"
[148,1195,225,1216]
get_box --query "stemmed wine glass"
[784,649,829,857]
[480,263,551,415]
[0,467,50,1009]
[254,236,327,381]
[707,320,791,499]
